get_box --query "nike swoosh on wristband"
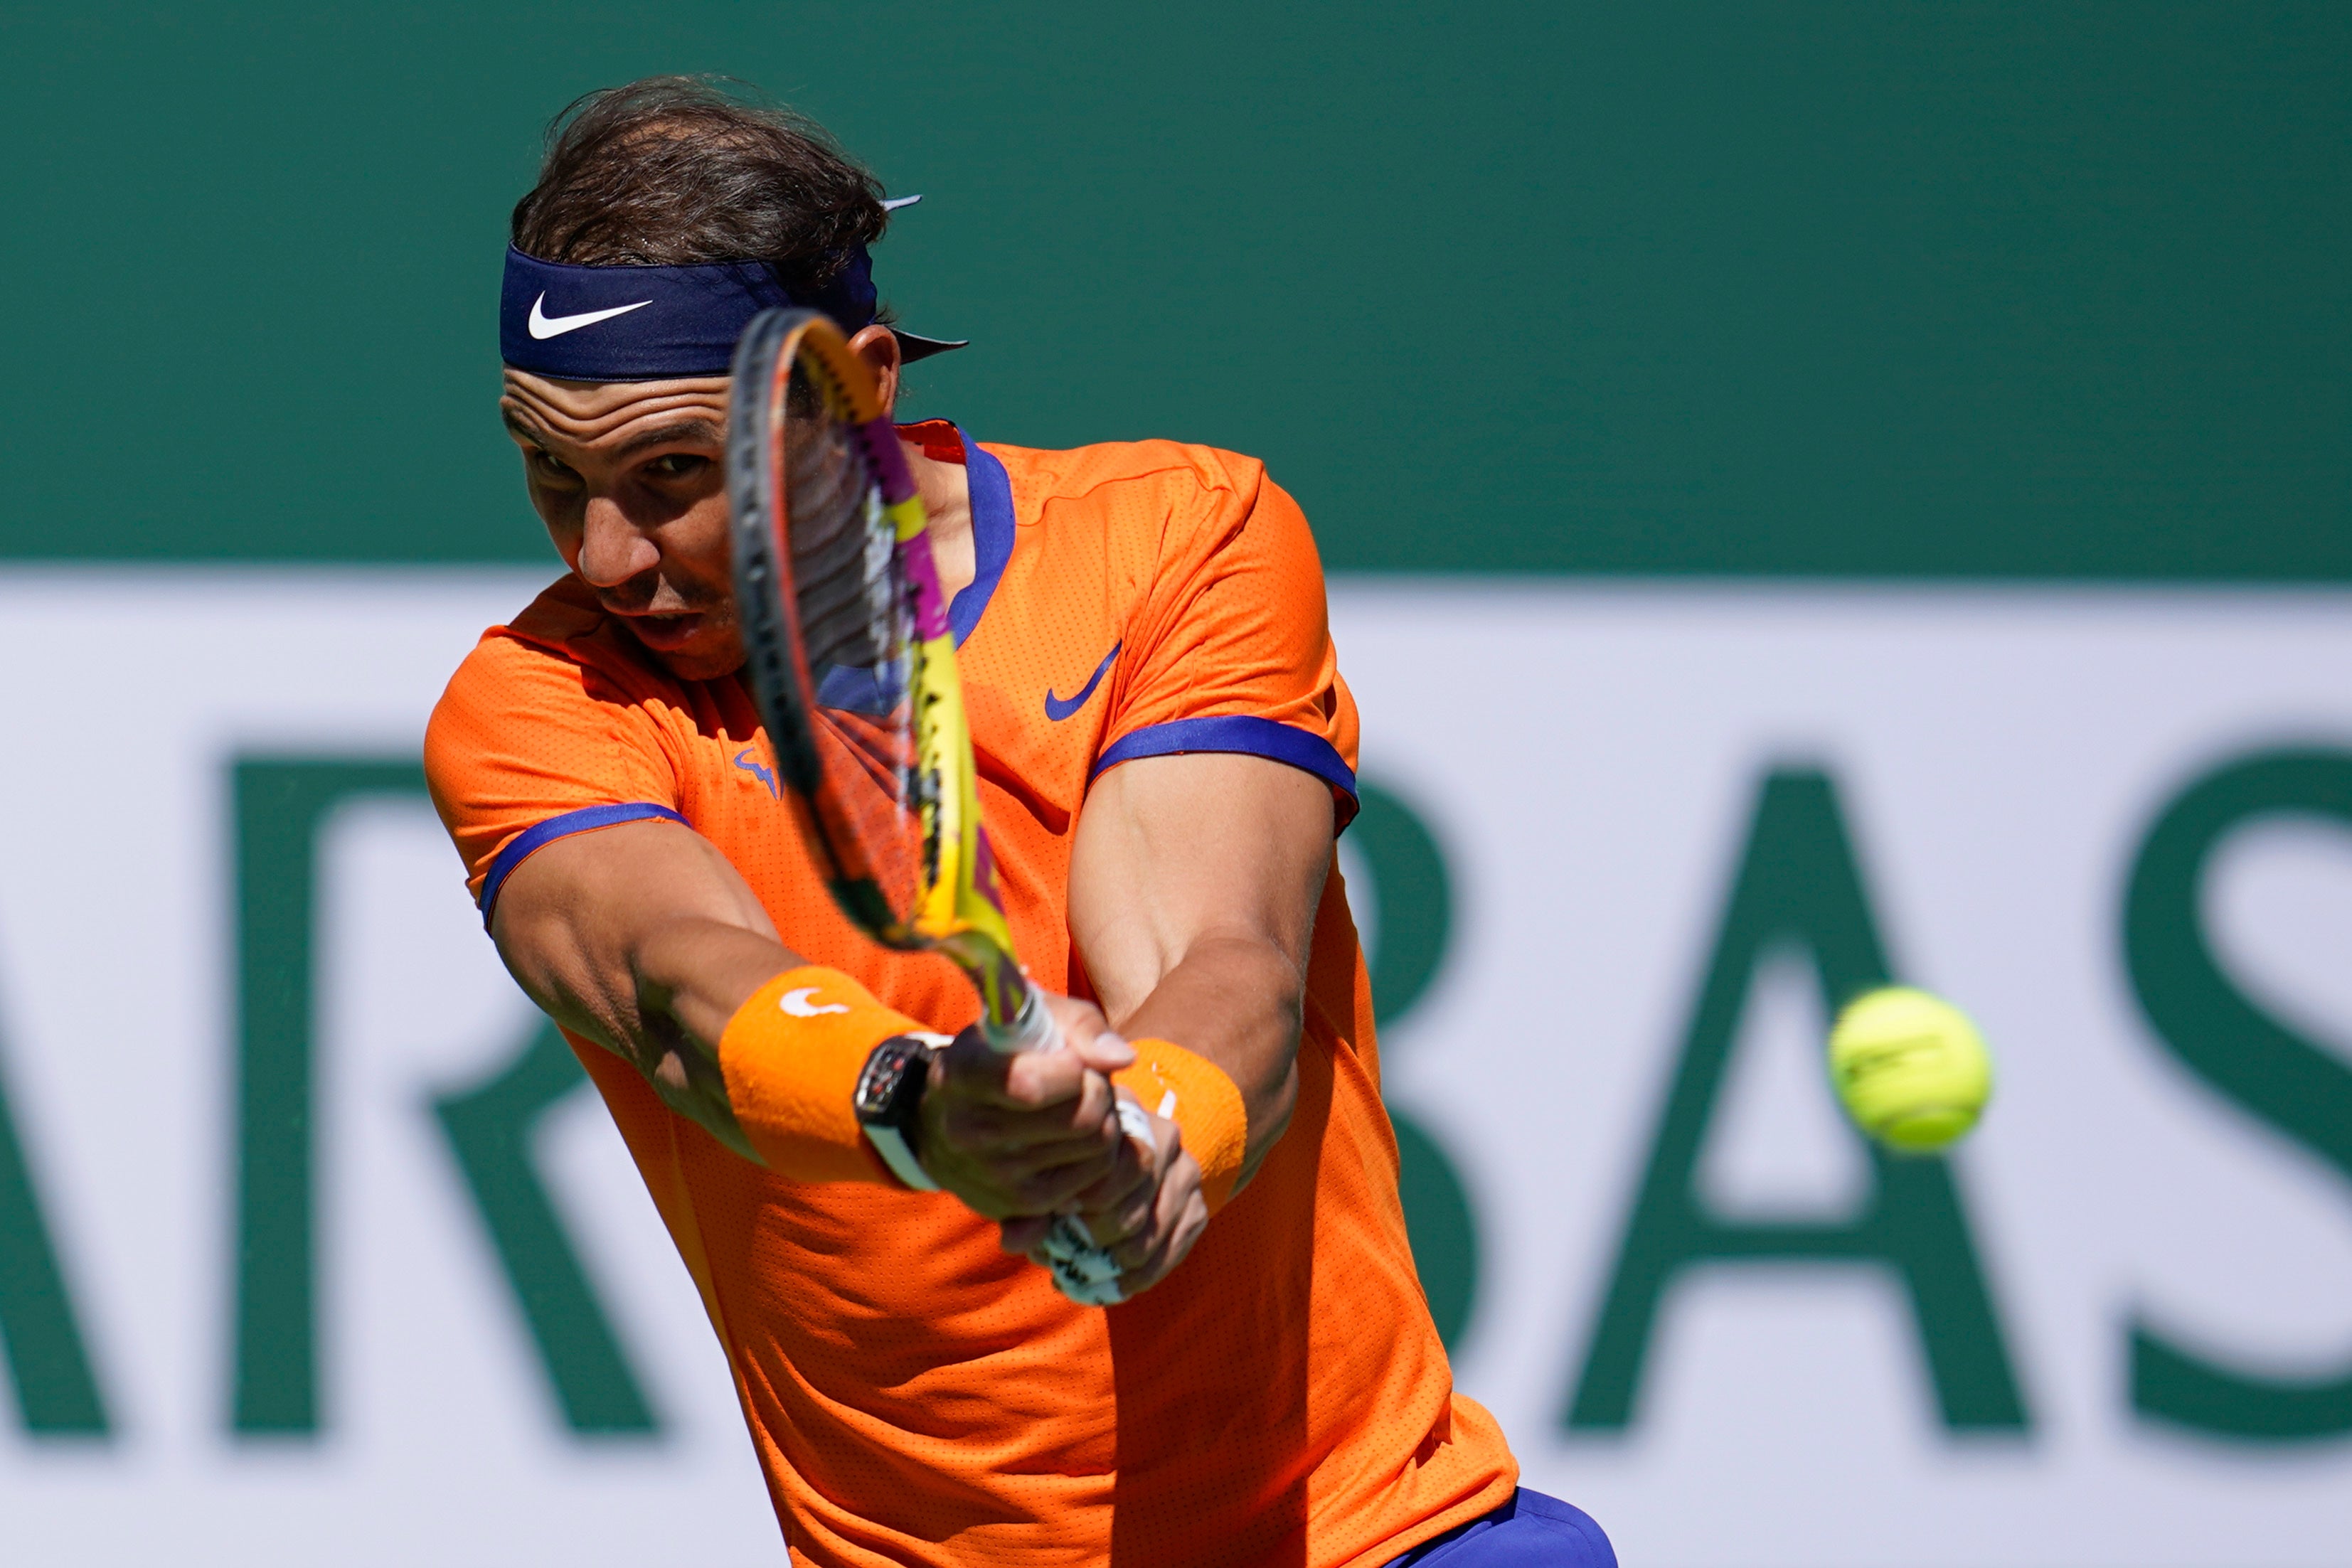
[779,988,851,1018]
[526,292,653,339]
[1045,643,1121,722]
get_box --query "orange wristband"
[1112,1040,1249,1212]
[718,967,925,1185]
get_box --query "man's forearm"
[1111,932,1305,1187]
[496,896,797,1162]
[1063,752,1334,1198]
[632,917,802,1058]
[548,917,790,1161]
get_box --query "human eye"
[645,452,711,480]
[528,447,582,485]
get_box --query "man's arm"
[1066,750,1337,1195]
[488,817,1146,1218]
[491,817,783,1157]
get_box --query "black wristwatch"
[855,1034,942,1191]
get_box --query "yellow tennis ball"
[1826,986,1992,1153]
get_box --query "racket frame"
[727,308,1115,1293]
[729,309,1037,1040]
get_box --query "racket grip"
[982,981,1062,1056]
[1042,1227,1126,1306]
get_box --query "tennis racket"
[725,307,1132,1305]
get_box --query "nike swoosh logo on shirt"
[1045,643,1120,722]
[527,292,652,339]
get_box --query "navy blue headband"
[501,210,964,380]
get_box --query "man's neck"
[904,436,977,603]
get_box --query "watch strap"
[857,1033,944,1193]
[864,1121,939,1192]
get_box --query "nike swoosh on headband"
[527,292,653,339]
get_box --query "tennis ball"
[1826,986,1992,1154]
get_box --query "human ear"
[848,324,905,416]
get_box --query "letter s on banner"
[2124,747,2352,1441]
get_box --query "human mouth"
[619,610,705,651]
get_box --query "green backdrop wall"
[5,3,2346,575]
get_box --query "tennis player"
[426,77,1612,1568]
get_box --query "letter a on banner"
[1565,768,2028,1433]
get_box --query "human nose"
[575,495,660,588]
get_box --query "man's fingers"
[1115,1161,1210,1294]
[945,1141,1119,1220]
[1058,1106,1170,1247]
[1055,1161,1156,1253]
[1009,1151,1129,1216]
[918,989,1167,1259]
[1089,1177,1161,1257]
[936,1030,1096,1112]
[930,1033,1122,1158]
[1016,1141,1209,1303]
[997,1048,1114,1115]
[952,1040,1122,1129]
[1123,1149,1208,1276]
[999,1214,1058,1255]
[930,1086,1124,1188]
[1043,992,1134,1074]
[932,1095,1119,1161]
[1148,1193,1211,1284]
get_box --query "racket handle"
[981,981,1060,1055]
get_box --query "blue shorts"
[1383,1489,1616,1568]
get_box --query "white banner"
[1,571,2347,1564]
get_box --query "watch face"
[855,1038,917,1119]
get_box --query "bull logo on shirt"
[734,747,781,798]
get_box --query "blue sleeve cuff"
[1091,716,1359,830]
[478,802,691,929]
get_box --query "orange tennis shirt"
[425,424,1517,1568]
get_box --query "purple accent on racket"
[973,823,1007,914]
[897,533,954,644]
[857,415,955,641]
[860,415,919,504]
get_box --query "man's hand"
[1001,1105,1211,1301]
[917,993,1139,1220]
[918,991,1212,1301]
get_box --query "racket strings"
[783,368,907,682]
[771,354,942,935]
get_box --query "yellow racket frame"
[748,314,1036,1042]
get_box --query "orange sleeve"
[423,625,686,924]
[1093,456,1361,826]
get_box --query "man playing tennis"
[427,77,1612,1568]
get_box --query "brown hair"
[510,77,890,311]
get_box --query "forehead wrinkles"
[501,372,731,447]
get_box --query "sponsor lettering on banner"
[0,573,2346,1564]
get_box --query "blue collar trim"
[948,428,1013,646]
